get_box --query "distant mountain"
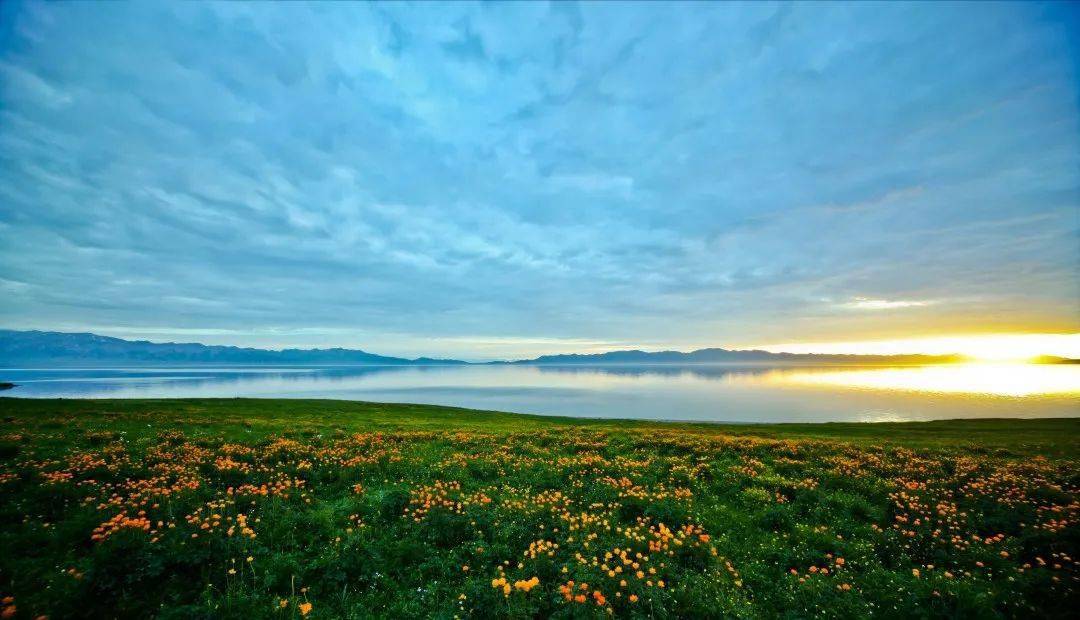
[5,329,1049,368]
[1030,355,1080,364]
[503,348,967,365]
[0,330,467,366]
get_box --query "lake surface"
[1,363,1077,423]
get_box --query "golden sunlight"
[778,363,1080,398]
[755,333,1080,362]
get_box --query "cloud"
[0,1,1076,358]
[842,298,931,311]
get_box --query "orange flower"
[514,576,540,592]
[298,601,312,616]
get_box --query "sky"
[0,1,1078,361]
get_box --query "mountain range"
[0,330,463,366]
[0,329,991,366]
[501,349,967,365]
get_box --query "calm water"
[0,363,1077,423]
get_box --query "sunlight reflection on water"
[760,363,1080,398]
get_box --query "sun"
[756,333,1080,362]
[940,335,1079,363]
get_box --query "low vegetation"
[0,399,1076,618]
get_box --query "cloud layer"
[0,2,1077,359]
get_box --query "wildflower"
[298,601,312,616]
[514,577,540,592]
[279,599,288,609]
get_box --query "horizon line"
[3,328,1078,363]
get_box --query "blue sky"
[0,1,1077,360]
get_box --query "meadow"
[0,398,1077,618]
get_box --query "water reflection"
[1,363,1076,423]
[772,363,1079,397]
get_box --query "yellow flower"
[298,601,312,616]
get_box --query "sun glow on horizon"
[753,333,1080,362]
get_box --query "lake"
[1,363,1077,423]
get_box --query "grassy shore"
[0,398,1077,618]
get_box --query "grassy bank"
[0,398,1077,617]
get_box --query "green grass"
[0,398,1077,618]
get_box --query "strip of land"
[4,397,1078,453]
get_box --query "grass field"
[0,398,1077,618]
